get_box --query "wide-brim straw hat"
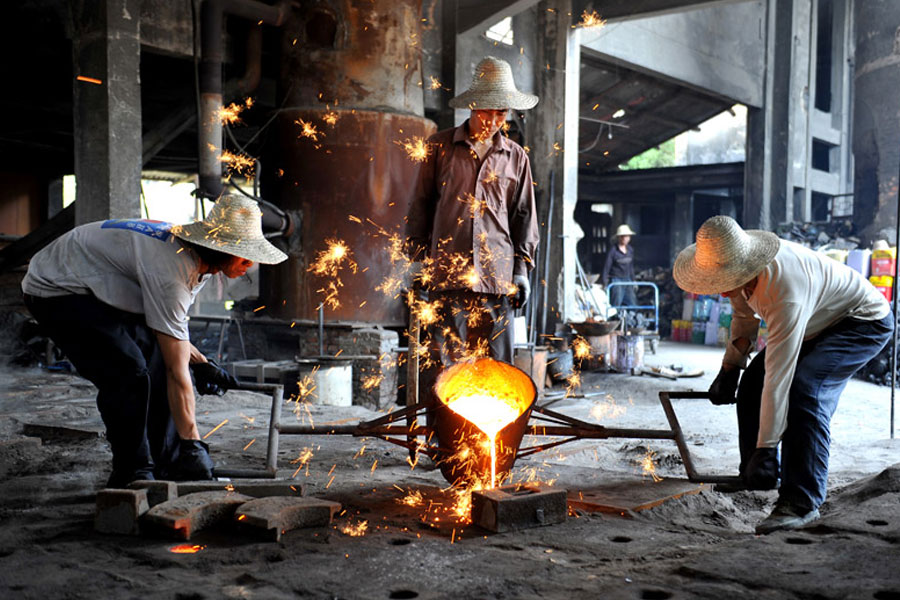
[172,194,287,264]
[449,56,539,110]
[673,215,780,295]
[616,224,636,237]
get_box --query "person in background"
[602,224,637,308]
[22,195,287,487]
[673,215,892,534]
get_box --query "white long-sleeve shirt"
[722,240,889,448]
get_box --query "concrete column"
[532,0,579,330]
[744,0,793,229]
[670,193,693,264]
[71,0,142,225]
[853,0,900,242]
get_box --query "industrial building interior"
[1,0,899,598]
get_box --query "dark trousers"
[25,294,179,485]
[429,290,514,365]
[736,313,893,511]
[418,290,515,425]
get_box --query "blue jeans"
[609,278,637,308]
[736,313,893,511]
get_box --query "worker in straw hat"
[22,194,287,487]
[406,56,539,366]
[602,223,638,309]
[674,215,892,534]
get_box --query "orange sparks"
[482,170,499,185]
[252,305,266,313]
[370,459,378,473]
[219,150,255,177]
[641,450,663,482]
[428,75,444,90]
[397,489,425,507]
[362,374,384,390]
[169,544,205,554]
[572,336,591,360]
[296,118,324,141]
[576,9,607,29]
[76,75,103,85]
[309,239,358,310]
[219,97,254,125]
[202,419,228,440]
[322,110,339,126]
[340,520,368,536]
[395,137,430,163]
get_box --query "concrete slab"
[567,479,704,515]
[235,496,342,541]
[471,484,568,533]
[128,480,177,507]
[177,480,305,498]
[143,491,253,540]
[95,488,149,535]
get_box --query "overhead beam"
[457,0,542,35]
[577,0,751,22]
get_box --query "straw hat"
[616,224,636,237]
[172,194,287,264]
[448,57,539,110]
[673,216,780,295]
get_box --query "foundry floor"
[1,341,898,599]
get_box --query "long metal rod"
[540,171,555,337]
[891,152,899,439]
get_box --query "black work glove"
[169,439,215,481]
[512,275,530,310]
[191,359,238,396]
[743,447,779,490]
[708,367,740,405]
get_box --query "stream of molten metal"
[443,394,520,488]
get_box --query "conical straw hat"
[449,57,539,110]
[673,216,780,295]
[172,194,287,264]
[615,224,636,237]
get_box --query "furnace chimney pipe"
[199,0,288,200]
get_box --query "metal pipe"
[265,384,282,472]
[886,123,900,440]
[199,0,289,199]
[318,303,325,356]
[540,171,555,337]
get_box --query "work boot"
[755,501,820,534]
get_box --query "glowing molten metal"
[434,359,536,488]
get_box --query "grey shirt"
[22,219,208,340]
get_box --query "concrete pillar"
[670,193,693,264]
[853,0,900,242]
[744,0,794,229]
[532,0,579,330]
[71,0,142,225]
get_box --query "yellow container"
[870,275,893,287]
[872,248,897,260]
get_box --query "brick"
[95,488,149,535]
[128,480,177,506]
[177,480,305,498]
[235,496,342,541]
[471,484,567,533]
[143,491,253,540]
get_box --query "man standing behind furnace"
[406,56,539,365]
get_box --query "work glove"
[742,447,779,490]
[708,367,740,406]
[512,275,530,309]
[168,439,215,481]
[191,359,238,396]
